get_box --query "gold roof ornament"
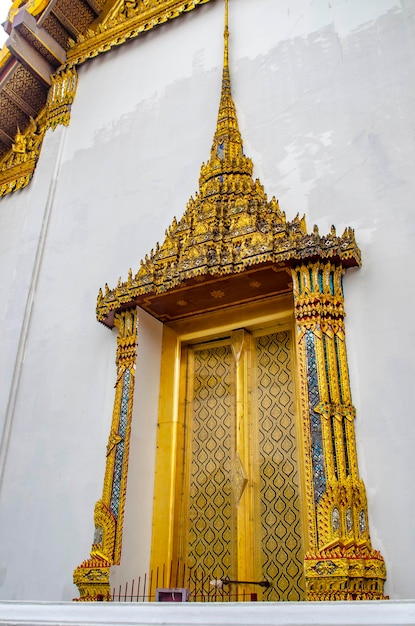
[97,0,361,327]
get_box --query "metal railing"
[112,563,266,602]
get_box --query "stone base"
[0,600,414,625]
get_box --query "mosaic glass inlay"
[329,271,334,295]
[305,329,326,504]
[331,415,338,479]
[332,507,340,531]
[342,417,350,477]
[93,526,103,545]
[318,269,324,292]
[322,334,331,402]
[359,510,366,535]
[110,367,131,517]
[346,508,353,534]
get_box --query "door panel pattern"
[187,344,233,577]
[256,331,305,600]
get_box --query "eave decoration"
[74,0,386,602]
[0,0,212,197]
[0,110,45,196]
[66,0,213,67]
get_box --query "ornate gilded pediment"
[96,5,360,327]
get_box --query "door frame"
[149,293,308,593]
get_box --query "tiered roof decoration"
[96,0,361,328]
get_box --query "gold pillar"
[73,307,138,601]
[292,261,386,600]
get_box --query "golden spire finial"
[221,0,230,97]
[224,0,229,69]
[203,0,245,171]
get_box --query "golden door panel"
[255,331,305,600]
[187,342,234,576]
[176,328,305,600]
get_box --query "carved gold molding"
[305,548,386,601]
[66,0,212,67]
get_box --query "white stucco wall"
[0,0,414,601]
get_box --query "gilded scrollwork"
[305,548,386,600]
[0,0,209,198]
[6,0,51,22]
[73,555,112,602]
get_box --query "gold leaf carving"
[0,110,46,197]
[46,67,78,130]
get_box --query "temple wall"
[0,0,414,601]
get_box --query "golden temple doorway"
[151,301,306,601]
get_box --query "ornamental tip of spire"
[221,0,231,96]
[224,0,229,68]
[208,0,244,164]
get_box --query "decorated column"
[73,307,138,601]
[292,261,386,600]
